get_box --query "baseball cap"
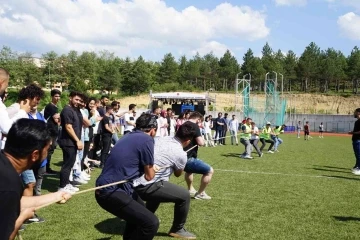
[266,122,271,125]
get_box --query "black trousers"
[222,130,228,144]
[260,138,275,152]
[95,190,159,240]
[100,134,112,166]
[46,136,57,171]
[135,181,190,232]
[59,146,77,188]
[92,134,102,160]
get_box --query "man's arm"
[173,169,183,177]
[21,191,71,209]
[9,207,35,240]
[105,123,113,134]
[143,165,156,181]
[65,124,83,150]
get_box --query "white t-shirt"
[251,126,259,140]
[229,119,239,131]
[124,112,135,132]
[92,110,101,134]
[204,121,212,134]
[170,118,176,133]
[133,137,187,187]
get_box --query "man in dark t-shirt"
[183,112,214,200]
[0,119,71,240]
[350,108,360,175]
[95,114,159,239]
[99,105,114,168]
[58,91,84,193]
[44,89,61,174]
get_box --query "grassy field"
[20,134,358,240]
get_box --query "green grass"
[21,134,358,240]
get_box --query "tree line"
[1,42,360,95]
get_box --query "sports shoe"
[352,168,360,175]
[80,172,90,181]
[58,185,76,194]
[243,155,253,159]
[74,177,88,184]
[24,214,45,224]
[68,184,79,192]
[169,228,196,239]
[259,153,263,158]
[268,150,274,154]
[274,149,280,152]
[194,192,211,200]
[189,189,197,197]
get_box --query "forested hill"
[1,42,360,95]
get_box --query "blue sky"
[0,0,360,61]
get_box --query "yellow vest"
[261,127,272,140]
[240,124,251,140]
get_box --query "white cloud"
[325,0,360,11]
[274,0,307,7]
[0,0,270,58]
[337,12,360,40]
[191,41,230,57]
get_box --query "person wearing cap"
[259,122,275,154]
[95,113,160,239]
[240,118,253,159]
[272,124,285,152]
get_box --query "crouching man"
[134,122,198,239]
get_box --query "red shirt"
[304,125,309,131]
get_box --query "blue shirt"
[96,130,155,195]
[28,112,47,168]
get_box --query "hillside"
[118,92,360,115]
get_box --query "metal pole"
[279,73,284,98]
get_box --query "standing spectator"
[169,112,176,137]
[158,110,169,137]
[223,113,230,145]
[176,112,187,131]
[214,112,225,145]
[58,91,83,194]
[203,116,215,147]
[297,121,302,139]
[124,104,137,135]
[319,122,324,138]
[44,89,61,120]
[229,115,239,145]
[0,68,30,150]
[99,105,114,168]
[97,95,109,117]
[350,108,360,175]
[166,108,173,135]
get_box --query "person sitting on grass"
[0,119,71,240]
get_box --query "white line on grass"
[214,169,341,179]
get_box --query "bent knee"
[208,167,214,175]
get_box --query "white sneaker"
[275,149,280,152]
[58,185,76,194]
[189,189,197,197]
[194,192,211,200]
[73,177,88,185]
[243,155,253,159]
[67,184,79,192]
[352,169,360,175]
[268,150,274,154]
[80,172,91,181]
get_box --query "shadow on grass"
[95,217,125,235]
[41,175,61,193]
[312,168,349,174]
[94,218,168,238]
[313,165,350,170]
[322,175,360,181]
[333,216,360,222]
[221,153,243,158]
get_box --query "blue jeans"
[353,140,360,168]
[184,158,211,174]
[112,133,119,145]
[272,136,283,150]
